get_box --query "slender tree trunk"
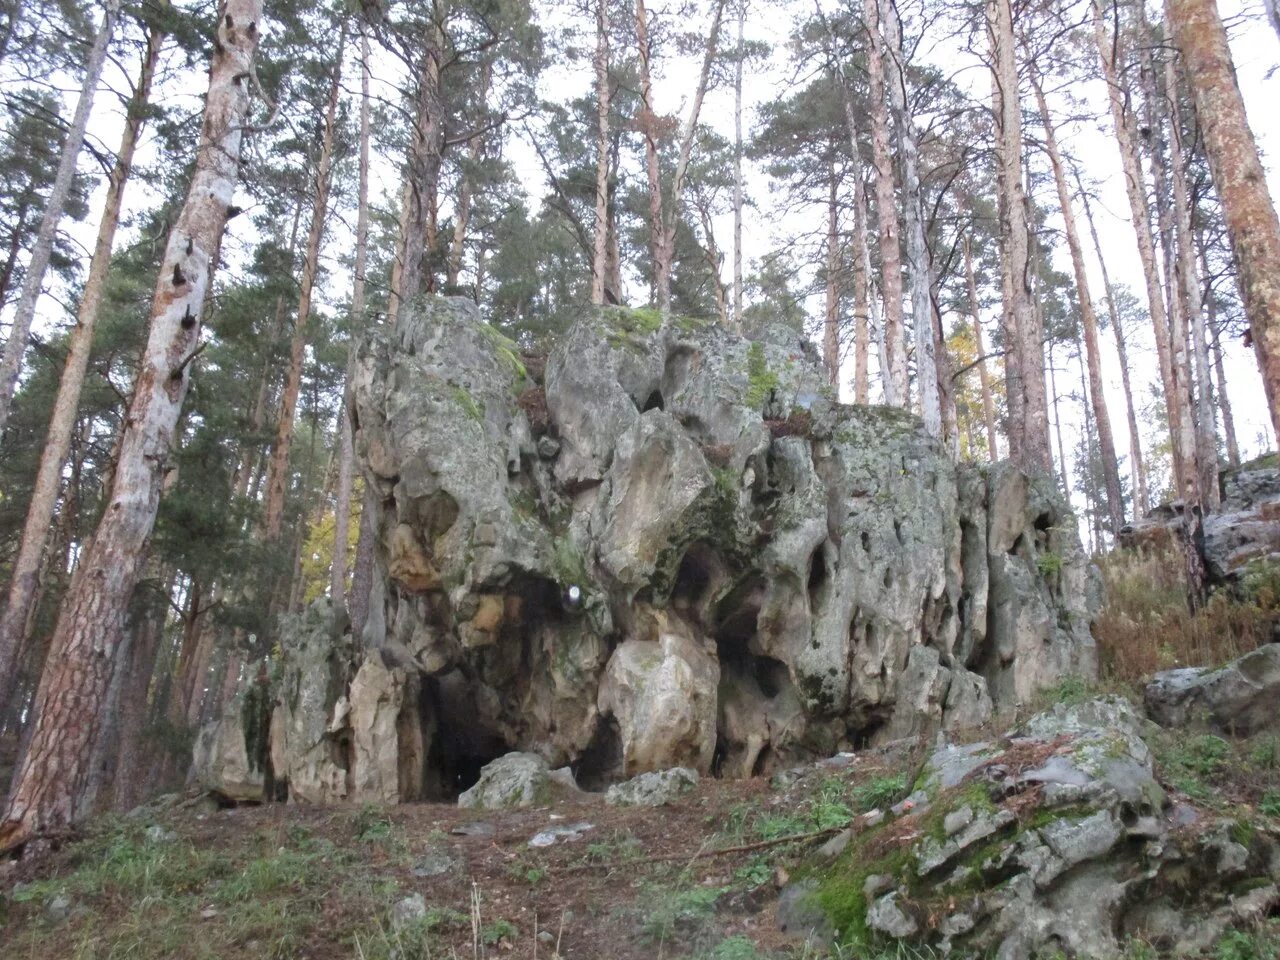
[989,0,1048,472]
[591,0,611,306]
[696,203,729,326]
[964,238,999,460]
[0,193,32,308]
[824,158,840,388]
[1031,72,1124,529]
[1165,57,1219,509]
[1092,0,1186,492]
[1166,0,1280,446]
[1264,0,1280,45]
[634,0,666,310]
[1079,174,1148,513]
[0,25,162,711]
[1211,325,1241,470]
[333,24,373,613]
[110,578,169,812]
[862,0,906,406]
[879,0,940,437]
[0,0,121,430]
[262,35,344,542]
[732,0,745,329]
[0,1,263,852]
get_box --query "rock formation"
[195,298,1098,803]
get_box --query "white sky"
[7,0,1280,529]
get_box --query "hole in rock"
[574,717,623,791]
[861,530,871,552]
[807,545,828,604]
[671,542,726,621]
[641,389,665,412]
[420,672,513,801]
[712,575,765,648]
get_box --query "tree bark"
[1165,0,1280,447]
[862,0,906,406]
[1079,173,1148,513]
[262,34,344,542]
[732,0,745,329]
[332,23,373,613]
[989,0,1048,473]
[0,20,162,708]
[879,0,940,437]
[824,158,840,388]
[1164,56,1219,509]
[1092,0,1186,492]
[591,0,611,306]
[964,237,1000,460]
[0,0,121,430]
[1031,71,1124,530]
[0,0,263,852]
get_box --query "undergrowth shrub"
[1093,543,1277,682]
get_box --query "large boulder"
[191,664,274,802]
[784,697,1280,960]
[201,297,1100,802]
[1145,643,1280,735]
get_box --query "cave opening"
[641,389,665,412]
[419,672,513,801]
[574,716,623,790]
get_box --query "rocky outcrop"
[1145,643,1280,735]
[197,297,1098,803]
[783,697,1280,959]
[1119,465,1280,581]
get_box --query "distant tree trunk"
[0,0,121,430]
[732,0,745,329]
[1265,0,1280,44]
[634,0,665,309]
[989,0,1048,473]
[880,0,940,437]
[824,158,840,388]
[333,23,373,613]
[0,1,263,852]
[1092,0,1186,492]
[696,202,729,325]
[964,237,999,460]
[1211,326,1241,469]
[1165,57,1219,509]
[110,578,169,812]
[862,0,906,407]
[0,192,32,307]
[262,35,344,542]
[1079,174,1148,513]
[0,23,161,709]
[1031,71,1124,530]
[591,0,611,306]
[1166,0,1280,445]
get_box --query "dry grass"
[1093,543,1278,682]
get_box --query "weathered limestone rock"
[269,601,354,803]
[191,665,273,802]
[457,752,555,809]
[1145,643,1280,735]
[782,697,1280,959]
[204,296,1100,803]
[605,767,699,806]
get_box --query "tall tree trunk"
[1165,0,1280,446]
[1079,174,1149,513]
[0,192,33,308]
[0,0,263,852]
[1211,325,1240,470]
[862,0,906,406]
[591,0,611,306]
[333,22,373,613]
[110,577,169,812]
[0,24,162,711]
[0,0,121,430]
[262,34,344,542]
[989,0,1048,473]
[964,237,999,460]
[1164,56,1219,509]
[879,0,940,437]
[824,158,840,388]
[1092,0,1186,492]
[1031,71,1124,529]
[732,0,745,329]
[634,0,666,310]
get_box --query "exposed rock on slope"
[196,298,1097,802]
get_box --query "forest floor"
[2,743,916,960]
[4,683,1280,960]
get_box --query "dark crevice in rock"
[574,716,623,790]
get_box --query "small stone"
[944,806,975,836]
[392,893,427,931]
[145,825,175,843]
[528,822,593,847]
[537,931,555,944]
[863,874,894,899]
[867,891,917,938]
[411,848,458,877]
[817,828,852,860]
[605,768,698,807]
[201,907,219,920]
[537,436,561,459]
[46,894,72,921]
[861,809,886,828]
[891,790,929,817]
[774,866,790,888]
[452,821,495,837]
